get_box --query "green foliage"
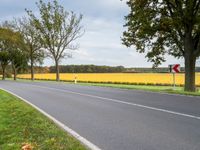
[0,51,10,66]
[14,17,45,66]
[5,72,12,78]
[122,0,200,91]
[122,0,200,66]
[10,48,29,71]
[49,65,125,73]
[0,25,29,79]
[26,0,83,81]
[26,0,83,61]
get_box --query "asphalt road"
[0,80,200,150]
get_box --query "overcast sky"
[0,0,184,67]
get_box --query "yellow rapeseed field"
[17,73,200,86]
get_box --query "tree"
[13,18,44,81]
[122,0,200,92]
[0,27,20,80]
[0,24,27,80]
[10,48,28,80]
[0,51,10,80]
[0,28,12,80]
[26,0,83,81]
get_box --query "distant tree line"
[18,65,200,74]
[29,65,200,73]
[48,65,200,73]
[49,65,125,73]
[3,63,200,75]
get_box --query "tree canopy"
[13,17,44,80]
[26,0,83,81]
[0,27,26,80]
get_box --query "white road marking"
[23,83,200,121]
[0,88,102,150]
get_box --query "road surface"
[0,80,200,150]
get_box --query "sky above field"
[0,0,184,67]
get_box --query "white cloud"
[93,0,127,10]
[53,15,183,67]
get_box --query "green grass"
[7,77,200,96]
[77,82,200,96]
[0,89,87,150]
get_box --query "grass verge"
[7,78,200,96]
[0,89,87,150]
[78,82,200,96]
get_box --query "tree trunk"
[12,64,17,81]
[13,69,17,80]
[31,57,34,81]
[55,60,60,81]
[184,52,196,92]
[2,65,6,80]
[184,31,197,92]
[185,56,196,92]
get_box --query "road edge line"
[0,88,102,150]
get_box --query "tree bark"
[30,56,34,81]
[2,65,6,80]
[11,64,17,81]
[184,31,196,92]
[184,53,196,92]
[55,60,60,81]
[13,68,17,80]
[183,30,197,92]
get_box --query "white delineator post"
[74,75,77,84]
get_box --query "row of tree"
[0,27,28,80]
[49,65,125,73]
[35,65,200,73]
[1,0,197,92]
[0,0,83,81]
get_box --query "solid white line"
[0,88,102,150]
[27,84,200,121]
[101,86,200,98]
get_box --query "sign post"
[169,64,180,89]
[173,73,175,89]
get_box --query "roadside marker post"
[169,64,180,90]
[74,75,77,84]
